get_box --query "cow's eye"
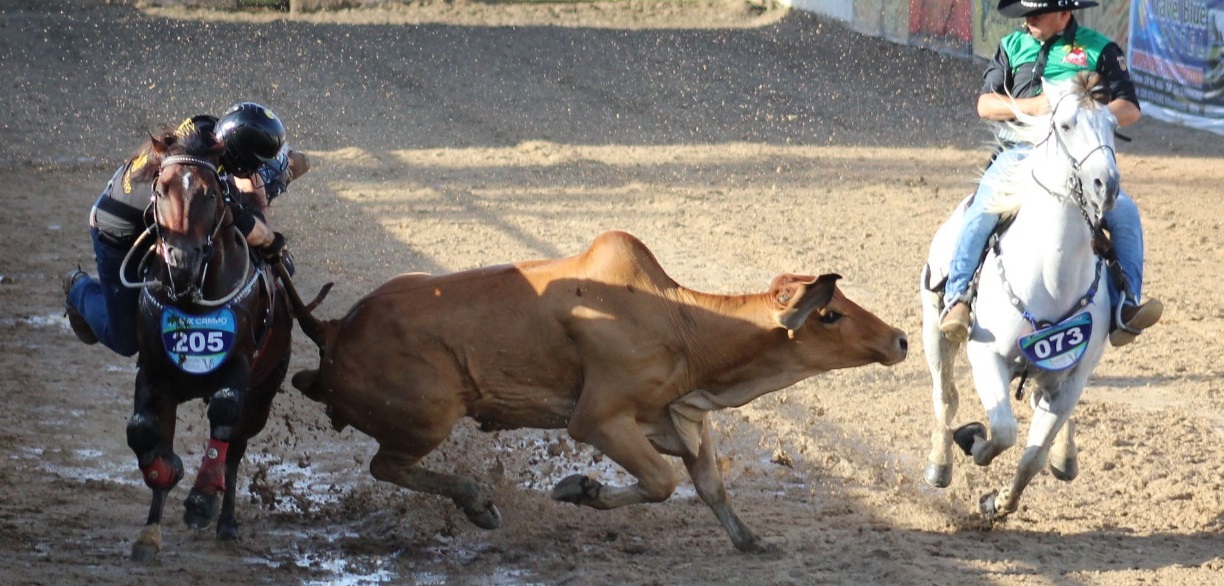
[818,310,843,324]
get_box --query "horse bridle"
[119,155,251,307]
[1032,90,1117,232]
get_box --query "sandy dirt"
[2,1,1223,584]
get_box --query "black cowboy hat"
[999,0,1098,17]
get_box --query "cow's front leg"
[555,413,676,509]
[680,416,771,553]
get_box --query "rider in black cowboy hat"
[937,0,1163,348]
[64,103,310,355]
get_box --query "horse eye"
[818,310,843,324]
[1060,122,1072,131]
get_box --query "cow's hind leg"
[682,418,771,553]
[370,448,501,529]
[555,413,677,509]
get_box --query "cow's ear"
[770,273,841,331]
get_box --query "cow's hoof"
[953,422,986,457]
[551,474,601,505]
[183,489,218,530]
[924,463,952,488]
[462,500,502,530]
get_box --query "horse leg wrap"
[140,454,184,490]
[207,387,241,441]
[194,438,230,494]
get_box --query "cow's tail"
[274,261,332,350]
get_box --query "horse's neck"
[997,192,1097,308]
[203,231,253,296]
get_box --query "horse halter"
[1032,91,1116,231]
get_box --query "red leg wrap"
[140,457,179,490]
[194,438,230,494]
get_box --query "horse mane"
[983,71,1111,216]
[124,118,222,186]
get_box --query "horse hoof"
[1049,456,1079,481]
[733,534,777,555]
[924,463,952,488]
[217,522,240,542]
[464,500,502,530]
[130,524,162,562]
[183,489,218,530]
[953,422,986,456]
[131,542,160,562]
[978,490,1004,520]
[551,474,601,505]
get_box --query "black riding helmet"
[215,102,285,176]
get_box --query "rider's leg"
[1103,191,1162,347]
[66,228,140,356]
[940,147,1025,342]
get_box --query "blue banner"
[1128,0,1224,134]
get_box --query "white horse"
[920,72,1120,519]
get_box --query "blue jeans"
[67,228,140,356]
[945,145,1145,311]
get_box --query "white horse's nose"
[1096,168,1120,211]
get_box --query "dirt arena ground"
[2,1,1222,584]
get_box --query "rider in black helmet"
[215,101,310,216]
[63,103,311,354]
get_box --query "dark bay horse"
[120,120,293,561]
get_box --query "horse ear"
[149,132,169,155]
[770,273,841,331]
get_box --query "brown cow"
[290,230,907,552]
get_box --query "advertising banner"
[1129,0,1224,135]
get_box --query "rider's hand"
[262,232,287,260]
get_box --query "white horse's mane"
[980,74,1111,216]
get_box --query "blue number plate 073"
[161,306,237,374]
[1018,311,1093,372]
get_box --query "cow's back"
[317,231,687,434]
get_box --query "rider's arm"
[231,174,270,215]
[1098,42,1142,127]
[232,205,274,248]
[978,41,1049,122]
[977,92,1051,121]
[1109,98,1141,127]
